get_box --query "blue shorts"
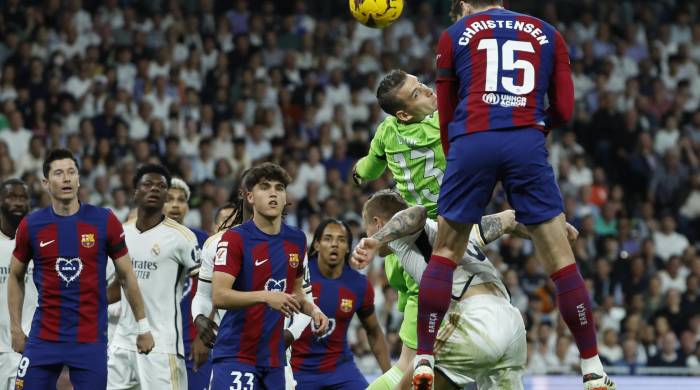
[15,338,107,390]
[210,360,284,390]
[438,128,564,225]
[186,357,212,390]
[293,361,368,390]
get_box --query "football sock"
[551,263,602,374]
[366,365,404,390]
[416,255,456,356]
[581,355,605,377]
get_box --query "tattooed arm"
[351,206,427,268]
[372,205,428,244]
[479,210,578,245]
[479,210,526,244]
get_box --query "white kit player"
[353,190,578,389]
[107,165,200,390]
[0,179,36,390]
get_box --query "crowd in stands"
[1,0,699,376]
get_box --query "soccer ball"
[349,0,404,29]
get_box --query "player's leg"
[501,128,612,388]
[13,363,62,390]
[107,345,137,390]
[260,366,287,390]
[415,133,498,388]
[134,352,187,390]
[64,342,108,390]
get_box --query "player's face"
[0,184,30,225]
[163,188,189,223]
[314,223,350,268]
[247,179,286,220]
[43,158,80,202]
[395,75,437,123]
[135,173,168,211]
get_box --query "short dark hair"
[0,178,26,196]
[133,163,172,188]
[42,149,79,178]
[450,0,503,21]
[308,219,354,263]
[243,163,291,190]
[363,189,409,221]
[376,69,408,116]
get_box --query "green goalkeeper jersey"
[355,112,445,219]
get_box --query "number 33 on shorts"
[229,371,255,390]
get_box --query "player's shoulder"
[162,217,198,243]
[375,115,399,138]
[343,262,369,285]
[281,223,307,246]
[203,230,226,249]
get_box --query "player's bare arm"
[7,256,28,353]
[481,210,580,246]
[192,309,217,370]
[212,270,301,317]
[353,205,428,268]
[359,312,392,372]
[292,275,329,335]
[113,253,155,354]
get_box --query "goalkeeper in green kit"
[353,69,443,390]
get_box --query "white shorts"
[0,351,21,390]
[285,348,296,390]
[107,345,187,390]
[435,294,527,390]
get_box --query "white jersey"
[0,230,37,353]
[193,230,226,323]
[388,220,509,299]
[113,217,200,356]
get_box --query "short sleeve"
[106,211,128,259]
[214,230,244,278]
[12,217,32,263]
[357,279,375,318]
[179,236,201,270]
[198,236,219,282]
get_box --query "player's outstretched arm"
[360,312,392,373]
[351,205,428,269]
[7,257,28,353]
[113,253,155,354]
[292,276,328,335]
[479,210,579,246]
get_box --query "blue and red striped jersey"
[181,227,208,362]
[12,204,128,344]
[291,260,374,373]
[436,8,574,152]
[212,220,306,367]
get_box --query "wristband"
[137,318,151,335]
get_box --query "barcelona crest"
[340,298,353,313]
[289,253,300,268]
[81,233,95,248]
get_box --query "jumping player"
[163,178,210,390]
[416,1,614,389]
[0,179,35,390]
[107,164,200,390]
[211,163,328,389]
[7,149,154,390]
[290,219,391,389]
[354,191,549,389]
[353,69,443,390]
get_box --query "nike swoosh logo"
[39,240,55,248]
[254,258,268,266]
